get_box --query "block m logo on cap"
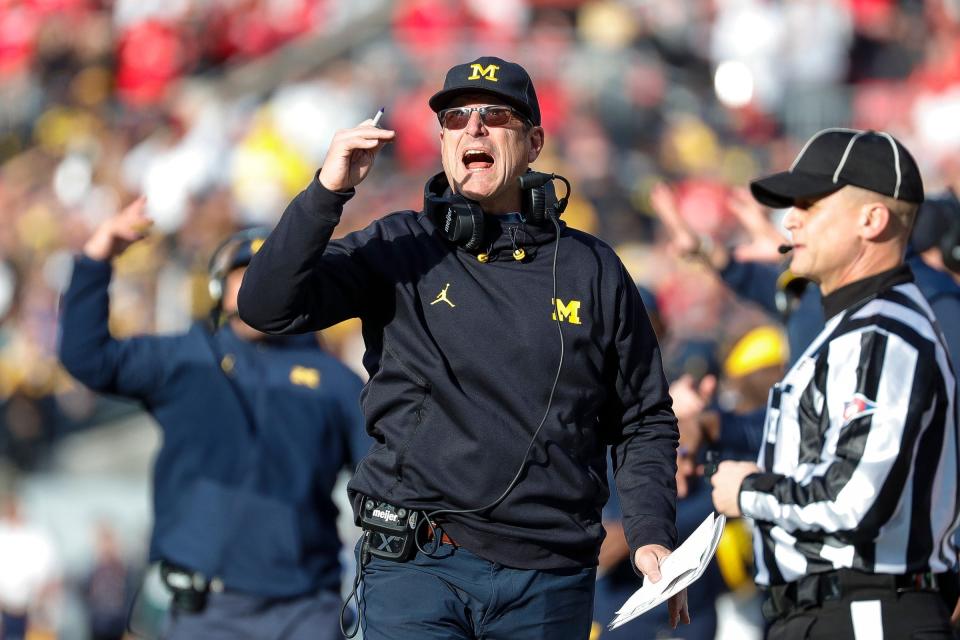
[467,63,500,82]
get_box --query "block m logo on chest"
[552,298,582,325]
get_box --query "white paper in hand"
[608,512,726,630]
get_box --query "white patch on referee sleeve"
[850,600,883,639]
[818,538,854,568]
[770,527,807,583]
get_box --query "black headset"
[423,170,570,252]
[207,227,271,326]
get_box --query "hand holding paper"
[633,544,690,628]
[610,512,727,631]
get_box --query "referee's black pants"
[765,569,957,640]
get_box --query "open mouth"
[463,149,494,171]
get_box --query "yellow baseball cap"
[724,325,788,378]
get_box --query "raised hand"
[650,182,729,270]
[317,118,396,192]
[726,187,788,264]
[671,373,718,498]
[669,373,717,423]
[83,196,152,262]
[650,182,700,256]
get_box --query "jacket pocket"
[358,342,432,487]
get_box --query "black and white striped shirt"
[740,266,960,586]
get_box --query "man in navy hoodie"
[58,200,368,639]
[239,56,686,639]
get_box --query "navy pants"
[164,588,344,640]
[357,539,596,640]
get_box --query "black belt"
[425,522,458,547]
[764,569,957,621]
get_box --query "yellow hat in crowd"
[724,325,788,378]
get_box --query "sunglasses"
[437,105,530,130]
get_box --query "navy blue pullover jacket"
[238,179,679,570]
[58,255,368,597]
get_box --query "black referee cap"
[428,56,541,126]
[751,128,924,208]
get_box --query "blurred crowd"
[1,0,959,638]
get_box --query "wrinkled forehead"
[446,92,510,109]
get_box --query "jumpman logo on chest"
[430,283,456,308]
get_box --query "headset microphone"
[778,244,794,254]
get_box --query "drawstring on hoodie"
[508,225,526,261]
[475,217,550,263]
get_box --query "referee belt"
[764,568,954,621]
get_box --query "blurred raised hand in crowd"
[651,181,787,270]
[669,372,716,501]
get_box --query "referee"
[711,128,960,639]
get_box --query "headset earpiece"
[936,188,960,274]
[941,217,960,273]
[208,279,223,304]
[207,239,235,313]
[424,173,486,252]
[519,170,565,223]
[526,181,547,224]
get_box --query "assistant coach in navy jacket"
[58,200,368,640]
[238,56,686,639]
